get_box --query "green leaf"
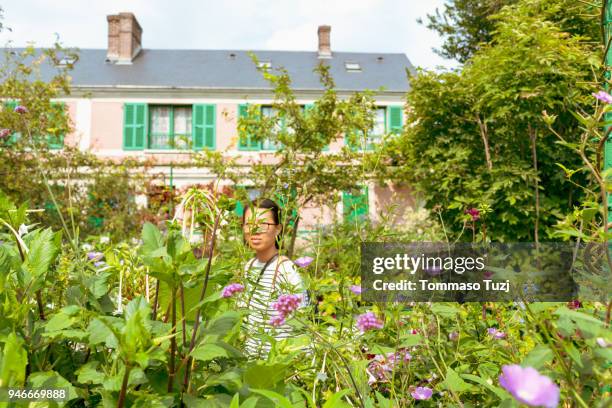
[443,367,471,393]
[461,373,510,400]
[522,345,553,369]
[76,361,105,385]
[141,222,164,253]
[191,343,230,362]
[27,371,78,401]
[244,362,288,389]
[229,393,240,408]
[322,389,352,408]
[250,389,294,408]
[431,303,460,318]
[240,397,260,408]
[0,333,27,388]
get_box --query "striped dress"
[239,256,308,359]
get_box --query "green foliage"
[386,0,600,241]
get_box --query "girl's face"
[242,207,281,252]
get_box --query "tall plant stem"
[181,211,222,393]
[152,279,160,320]
[117,365,132,408]
[179,283,187,348]
[167,285,177,392]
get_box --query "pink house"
[36,13,416,231]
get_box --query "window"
[345,61,362,72]
[149,105,192,149]
[343,187,369,223]
[123,103,215,150]
[345,106,403,151]
[238,104,290,151]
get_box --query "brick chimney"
[106,13,142,64]
[317,25,331,58]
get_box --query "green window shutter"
[238,104,260,150]
[343,187,369,223]
[123,103,147,150]
[388,106,403,134]
[47,102,65,149]
[193,104,216,150]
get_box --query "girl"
[239,198,308,359]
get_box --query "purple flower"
[356,311,384,332]
[269,314,286,327]
[0,129,11,139]
[593,91,612,104]
[87,251,104,261]
[272,294,301,315]
[411,386,433,400]
[14,105,28,114]
[294,256,314,268]
[487,327,506,339]
[499,365,559,408]
[222,283,244,298]
[449,331,459,341]
[94,261,106,268]
[349,285,362,295]
[464,207,480,221]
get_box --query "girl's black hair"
[242,197,283,249]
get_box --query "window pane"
[150,106,171,148]
[261,106,281,150]
[367,107,386,147]
[173,106,192,149]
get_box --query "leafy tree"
[420,0,517,63]
[385,0,601,242]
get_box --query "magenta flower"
[499,365,559,408]
[14,105,28,114]
[567,299,581,309]
[222,283,245,298]
[464,207,480,221]
[483,270,494,279]
[487,327,506,339]
[356,311,384,332]
[269,314,286,327]
[349,285,362,295]
[272,294,301,315]
[411,386,433,400]
[294,256,314,268]
[0,129,11,139]
[593,91,612,104]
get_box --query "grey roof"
[29,49,414,93]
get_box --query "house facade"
[30,13,416,232]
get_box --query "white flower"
[18,224,28,237]
[596,337,611,348]
[100,236,110,244]
[315,372,328,382]
[81,243,93,251]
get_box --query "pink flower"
[14,105,28,114]
[499,365,559,408]
[593,91,612,104]
[272,294,301,314]
[567,299,581,309]
[449,331,459,341]
[356,311,384,332]
[0,129,11,139]
[464,207,480,221]
[349,285,362,295]
[487,327,506,339]
[483,270,494,279]
[222,283,244,298]
[411,386,433,400]
[294,256,314,268]
[269,314,286,327]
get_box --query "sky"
[0,0,458,70]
